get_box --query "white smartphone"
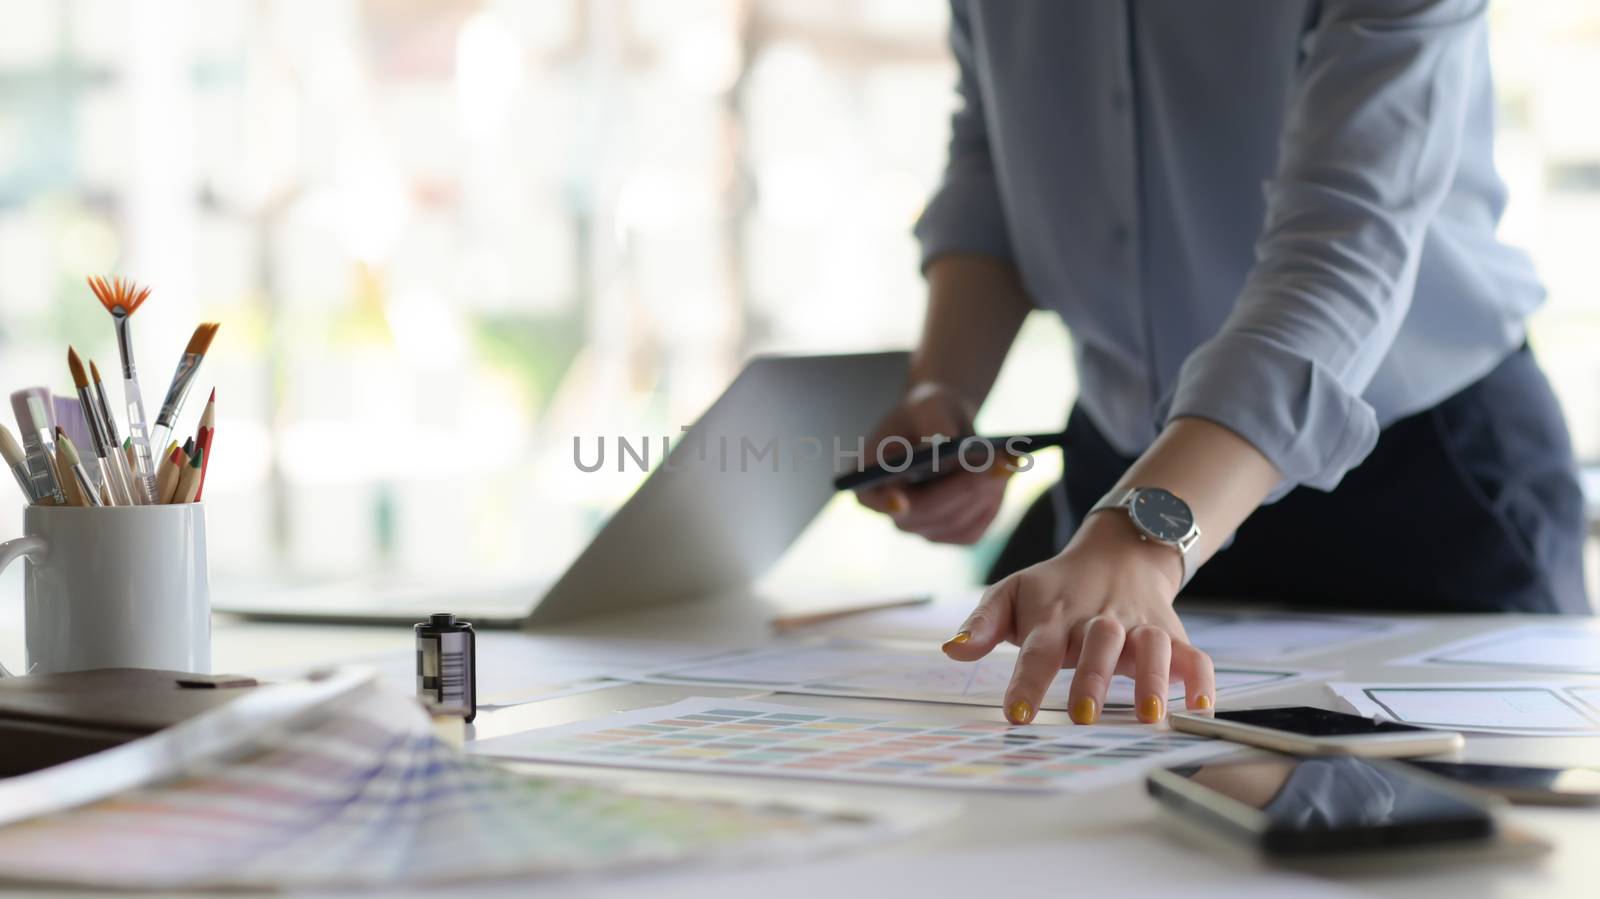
[1169,706,1464,758]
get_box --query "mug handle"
[0,536,46,677]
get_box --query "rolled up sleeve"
[914,0,1013,267]
[1156,0,1487,498]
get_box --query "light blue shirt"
[915,0,1542,497]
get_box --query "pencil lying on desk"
[770,594,933,633]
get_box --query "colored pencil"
[156,441,183,504]
[173,448,203,504]
[194,390,214,500]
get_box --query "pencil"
[156,441,182,504]
[173,448,203,504]
[770,595,934,633]
[53,428,85,506]
[194,389,214,500]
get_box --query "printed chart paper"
[1393,623,1600,675]
[1178,610,1426,661]
[0,681,905,890]
[800,601,1421,664]
[1328,681,1600,736]
[635,641,1317,710]
[470,697,1229,792]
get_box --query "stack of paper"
[0,673,905,890]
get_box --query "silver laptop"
[216,351,910,627]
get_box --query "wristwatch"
[1088,487,1202,589]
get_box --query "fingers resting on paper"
[939,527,1215,725]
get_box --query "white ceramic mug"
[0,504,211,675]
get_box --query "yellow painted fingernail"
[1196,694,1212,710]
[1070,697,1098,725]
[887,493,908,515]
[941,631,971,651]
[988,455,1018,479]
[1006,700,1033,725]
[1138,695,1164,723]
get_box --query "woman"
[857,1,1588,728]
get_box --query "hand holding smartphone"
[832,431,1068,492]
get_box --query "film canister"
[415,612,476,722]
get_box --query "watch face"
[1129,488,1194,543]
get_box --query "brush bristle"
[66,347,89,389]
[87,276,151,316]
[183,322,220,356]
[58,431,81,465]
[90,360,103,384]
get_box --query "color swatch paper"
[470,697,1230,792]
[0,682,902,890]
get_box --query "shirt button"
[1111,224,1132,246]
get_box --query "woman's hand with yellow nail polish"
[942,511,1216,725]
[853,382,1013,545]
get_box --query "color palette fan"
[0,683,899,890]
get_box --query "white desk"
[7,595,1600,897]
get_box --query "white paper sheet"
[1328,680,1600,736]
[635,640,1319,710]
[794,600,1420,663]
[470,696,1231,793]
[556,834,1371,899]
[1178,610,1425,661]
[1392,622,1600,675]
[259,632,730,706]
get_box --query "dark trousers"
[988,346,1591,614]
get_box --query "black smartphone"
[1170,706,1464,757]
[1403,760,1600,806]
[831,431,1068,492]
[1147,754,1496,856]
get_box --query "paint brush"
[88,276,158,500]
[149,322,219,462]
[8,389,64,505]
[67,347,129,505]
[90,360,144,503]
[52,428,85,506]
[1,425,36,504]
[56,432,103,508]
